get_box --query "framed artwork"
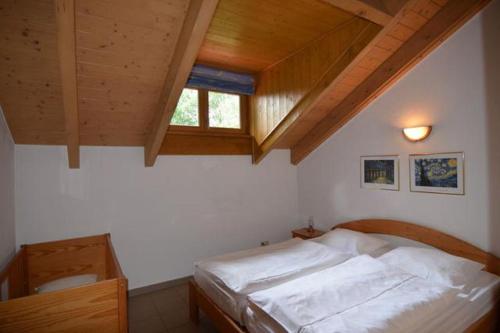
[409,152,464,195]
[361,155,399,191]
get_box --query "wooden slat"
[198,0,356,72]
[0,0,67,147]
[105,234,125,280]
[0,248,28,300]
[189,280,244,333]
[291,0,490,164]
[0,279,120,333]
[73,0,189,148]
[55,0,80,168]
[144,0,219,167]
[0,234,127,333]
[322,0,403,26]
[335,219,500,275]
[273,0,429,149]
[160,133,252,155]
[25,234,107,293]
[252,19,381,163]
[104,234,128,333]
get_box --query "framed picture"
[409,152,464,195]
[361,155,399,191]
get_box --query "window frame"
[169,88,248,135]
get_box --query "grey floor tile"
[152,288,187,315]
[169,320,218,333]
[129,315,166,333]
[199,316,220,333]
[173,284,189,300]
[128,283,219,333]
[159,305,190,329]
[129,293,158,322]
[168,322,200,333]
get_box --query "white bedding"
[194,268,243,323]
[247,255,459,333]
[195,238,351,323]
[245,269,500,333]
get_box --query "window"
[170,88,199,126]
[170,88,247,133]
[208,91,240,129]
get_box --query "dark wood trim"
[160,133,252,155]
[252,21,381,164]
[291,0,491,164]
[144,0,219,167]
[55,0,79,168]
[199,88,209,130]
[189,280,245,333]
[321,0,405,26]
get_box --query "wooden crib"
[0,234,128,333]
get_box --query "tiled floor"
[128,283,219,333]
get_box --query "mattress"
[244,269,500,333]
[195,267,246,322]
[194,239,351,324]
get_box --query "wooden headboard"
[333,219,500,276]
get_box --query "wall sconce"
[402,126,432,142]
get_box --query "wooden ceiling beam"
[55,0,79,169]
[291,0,491,165]
[322,0,406,26]
[144,0,219,167]
[252,22,380,164]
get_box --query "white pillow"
[36,274,97,293]
[378,247,484,288]
[312,228,389,256]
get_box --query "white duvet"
[248,255,458,333]
[196,238,351,294]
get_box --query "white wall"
[15,148,298,288]
[298,1,500,255]
[0,107,15,270]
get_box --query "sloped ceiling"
[0,0,490,167]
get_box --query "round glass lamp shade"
[402,126,432,142]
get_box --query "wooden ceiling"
[0,0,490,168]
[197,0,357,72]
[1,0,189,149]
[250,0,492,164]
[0,0,65,145]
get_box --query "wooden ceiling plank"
[252,21,381,164]
[291,0,490,165]
[322,0,405,26]
[198,0,357,72]
[269,0,428,150]
[144,0,219,167]
[55,0,80,168]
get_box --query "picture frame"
[361,155,399,191]
[409,152,464,195]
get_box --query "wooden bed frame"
[0,234,128,333]
[189,219,500,333]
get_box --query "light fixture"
[402,126,432,142]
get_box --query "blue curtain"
[187,65,255,95]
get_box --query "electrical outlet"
[260,241,269,246]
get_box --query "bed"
[188,219,500,333]
[193,237,353,324]
[0,234,128,333]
